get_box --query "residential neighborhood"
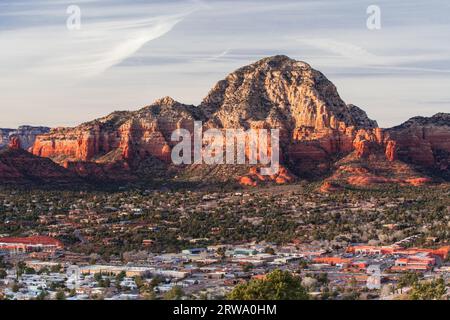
[1,234,449,300]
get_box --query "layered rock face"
[32,97,202,163]
[0,126,50,150]
[318,114,450,190]
[22,55,450,186]
[0,129,14,147]
[201,56,362,130]
[32,56,381,180]
[198,56,381,177]
[385,113,450,170]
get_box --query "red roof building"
[313,257,352,266]
[0,236,63,254]
[390,255,435,272]
[346,245,450,259]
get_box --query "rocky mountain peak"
[137,96,203,122]
[152,96,178,106]
[23,56,450,187]
[200,55,371,130]
[235,55,312,73]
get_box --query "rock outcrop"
[2,55,446,188]
[0,129,14,148]
[8,136,21,150]
[200,56,370,130]
[319,181,342,193]
[384,113,450,170]
[238,165,296,186]
[0,126,50,150]
[197,55,381,178]
[32,97,202,164]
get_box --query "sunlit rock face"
[20,56,450,186]
[384,113,450,169]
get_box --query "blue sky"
[0,0,449,128]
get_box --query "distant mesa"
[0,126,50,150]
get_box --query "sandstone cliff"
[30,56,380,182]
[4,55,447,188]
[385,113,450,170]
[0,126,50,150]
[32,97,201,164]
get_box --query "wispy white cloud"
[292,37,450,73]
[38,14,188,77]
[0,0,449,128]
[204,49,232,62]
[0,2,196,78]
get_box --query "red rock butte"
[0,55,449,188]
